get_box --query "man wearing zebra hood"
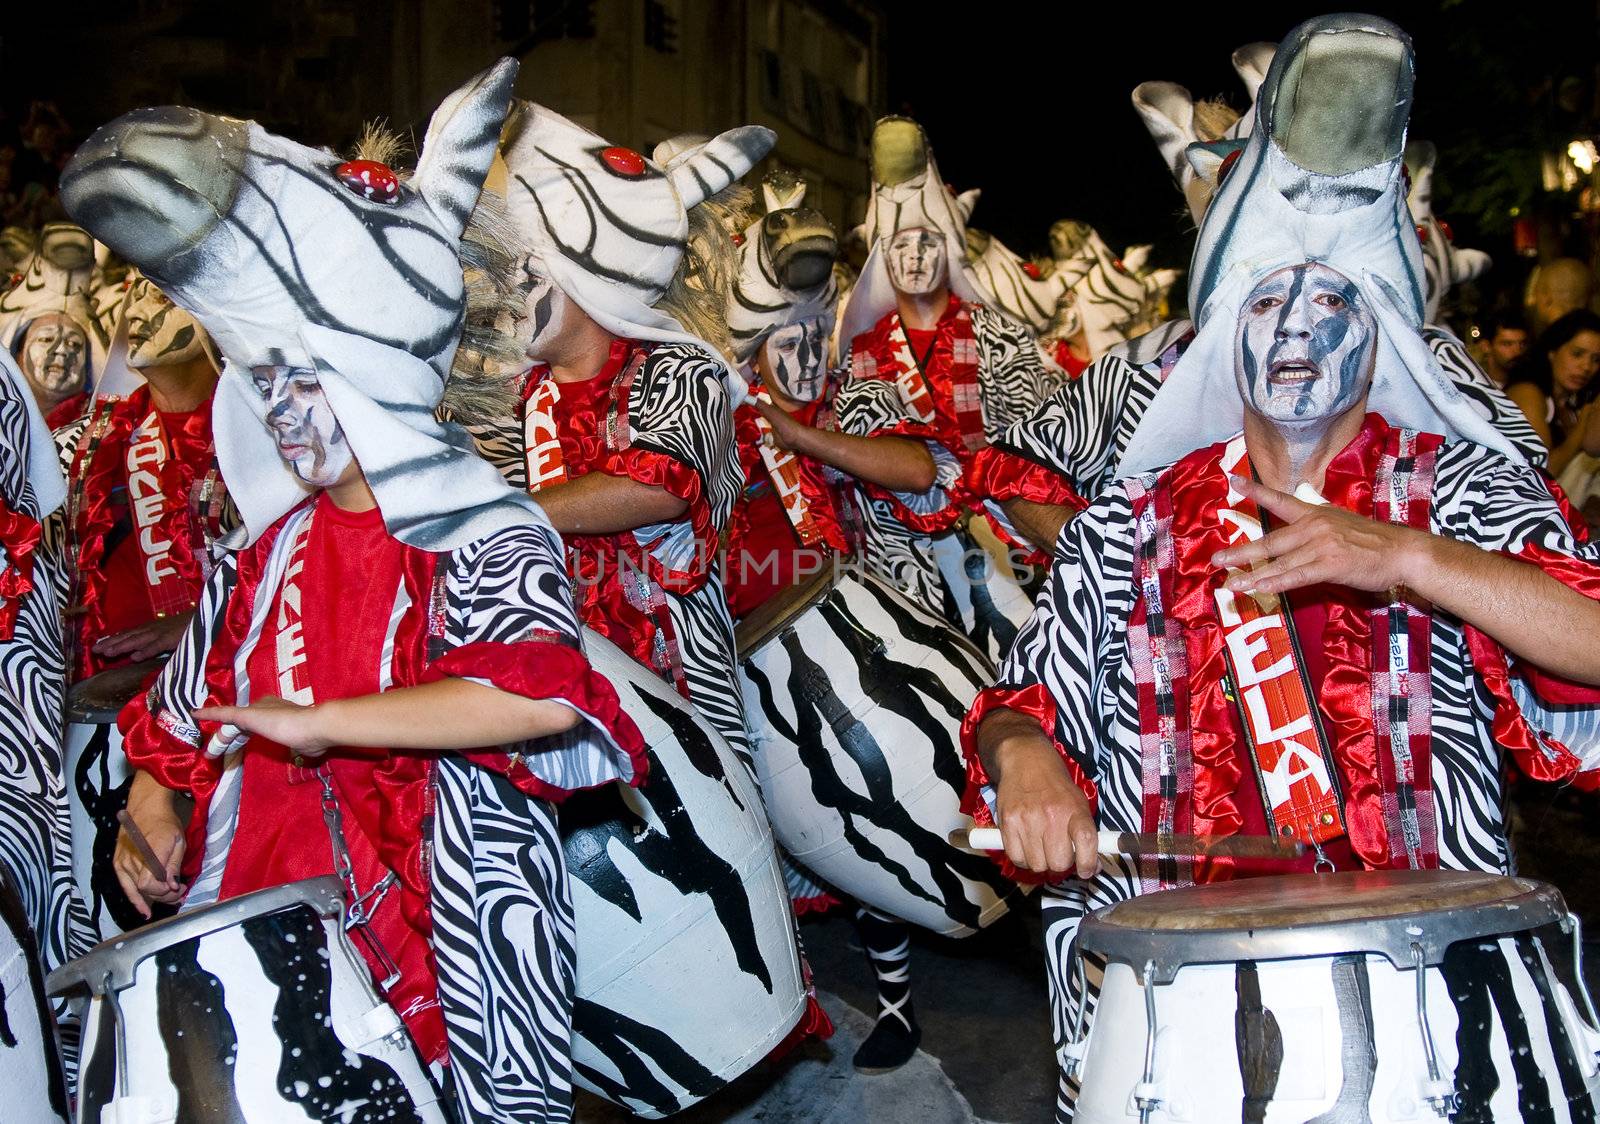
[773,116,1062,668]
[971,17,1542,565]
[495,104,776,762]
[63,59,646,1123]
[960,16,1600,1120]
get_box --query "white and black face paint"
[510,253,579,362]
[251,366,353,487]
[19,312,88,403]
[761,315,833,402]
[885,228,948,295]
[123,278,208,369]
[1234,263,1376,426]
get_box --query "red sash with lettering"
[752,389,826,547]
[1211,436,1344,849]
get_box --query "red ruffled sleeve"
[965,445,1086,563]
[606,444,719,594]
[958,682,1099,883]
[1464,540,1600,790]
[0,506,41,642]
[424,638,649,801]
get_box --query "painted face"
[885,228,947,295]
[1488,328,1529,371]
[18,313,88,403]
[760,315,834,403]
[251,366,354,487]
[123,278,208,369]
[1549,329,1600,396]
[1234,263,1377,425]
[511,253,581,362]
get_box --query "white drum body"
[48,878,446,1124]
[1072,872,1600,1123]
[63,721,131,940]
[738,567,1021,936]
[0,870,68,1124]
[931,519,1035,666]
[567,630,806,1119]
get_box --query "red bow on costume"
[0,505,42,642]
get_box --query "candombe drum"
[45,877,447,1123]
[565,630,806,1118]
[1069,870,1600,1122]
[736,563,1022,936]
[63,658,164,938]
[0,868,69,1124]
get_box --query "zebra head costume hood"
[1405,139,1491,324]
[0,223,107,373]
[61,58,544,552]
[1118,12,1520,478]
[1131,42,1274,224]
[727,171,839,401]
[499,102,775,387]
[839,116,989,346]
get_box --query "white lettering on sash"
[127,412,176,585]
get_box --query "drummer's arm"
[530,474,689,536]
[753,398,937,492]
[196,679,582,756]
[974,708,1101,878]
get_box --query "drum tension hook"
[1062,950,1090,1080]
[1410,942,1459,1117]
[1135,958,1162,1124]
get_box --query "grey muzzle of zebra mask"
[60,59,519,380]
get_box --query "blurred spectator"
[1525,258,1598,333]
[1479,311,1531,386]
[1505,308,1600,475]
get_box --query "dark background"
[4,1,1598,314]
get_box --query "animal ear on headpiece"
[955,188,980,223]
[1132,82,1199,173]
[1231,42,1276,101]
[668,126,777,211]
[761,169,807,213]
[412,57,519,240]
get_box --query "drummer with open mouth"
[962,14,1600,1122]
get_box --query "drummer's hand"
[753,397,810,454]
[114,772,192,920]
[196,696,332,756]
[1211,476,1421,596]
[992,736,1100,879]
[93,611,195,661]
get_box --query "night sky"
[879,0,1600,299]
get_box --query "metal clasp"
[1411,942,1459,1117]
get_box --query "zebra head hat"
[0,223,107,372]
[839,116,989,346]
[727,171,839,399]
[62,58,548,551]
[1118,12,1520,478]
[500,102,775,380]
[1405,139,1491,324]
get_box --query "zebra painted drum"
[45,877,447,1124]
[0,867,69,1124]
[735,564,1022,937]
[1070,870,1600,1123]
[566,630,807,1119]
[64,659,164,939]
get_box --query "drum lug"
[1134,959,1163,1123]
[1409,943,1459,1118]
[104,1094,175,1124]
[1063,946,1090,1080]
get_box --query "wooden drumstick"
[951,826,1305,859]
[117,810,176,889]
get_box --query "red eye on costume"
[1416,224,1429,245]
[1216,149,1243,186]
[334,160,402,204]
[1438,219,1454,244]
[600,147,647,176]
[1022,261,1042,280]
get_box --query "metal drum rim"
[46,875,345,997]
[1077,871,1567,984]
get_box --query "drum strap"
[753,389,826,546]
[1212,436,1345,851]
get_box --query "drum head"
[65,658,166,724]
[1079,870,1567,983]
[733,558,841,659]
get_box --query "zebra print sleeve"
[119,548,243,791]
[965,488,1139,805]
[432,523,645,797]
[834,375,964,525]
[988,352,1143,498]
[969,303,1065,435]
[1423,327,1546,467]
